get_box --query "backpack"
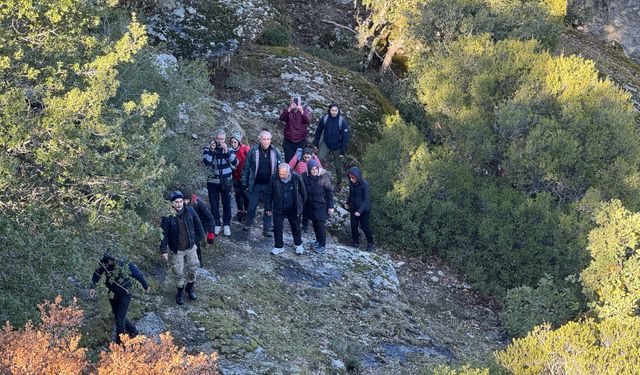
[322,114,345,130]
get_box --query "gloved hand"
[207,232,215,244]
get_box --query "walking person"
[280,95,311,162]
[265,163,307,255]
[242,130,283,237]
[288,146,322,175]
[230,132,250,223]
[181,186,216,267]
[89,252,149,344]
[203,129,238,237]
[345,167,374,251]
[160,191,205,305]
[312,103,350,186]
[303,160,334,253]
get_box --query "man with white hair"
[265,163,307,255]
[242,130,283,237]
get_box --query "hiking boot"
[185,282,197,301]
[242,225,249,232]
[351,242,360,249]
[315,246,326,254]
[175,287,185,305]
[235,212,245,223]
[302,225,308,233]
[309,240,320,248]
[263,230,273,238]
[223,225,231,236]
[295,244,305,255]
[366,243,374,252]
[271,247,285,255]
[214,226,221,235]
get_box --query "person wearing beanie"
[89,251,149,344]
[229,132,251,223]
[160,190,205,304]
[312,103,350,186]
[280,95,311,163]
[203,129,238,237]
[302,160,334,253]
[345,167,374,251]
[181,186,216,267]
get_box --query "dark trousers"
[283,139,307,164]
[273,207,302,248]
[350,210,373,245]
[246,183,272,231]
[110,293,137,344]
[207,181,232,226]
[312,219,327,247]
[233,179,249,212]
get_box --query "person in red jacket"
[279,95,311,163]
[230,132,251,223]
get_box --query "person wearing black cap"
[160,190,205,305]
[89,252,149,344]
[181,186,216,267]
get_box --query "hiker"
[265,163,307,255]
[279,95,311,162]
[312,103,350,186]
[302,160,334,253]
[242,130,283,237]
[230,132,250,223]
[345,167,374,251]
[288,146,322,175]
[288,146,322,231]
[203,129,238,237]
[89,252,149,344]
[181,186,216,267]
[160,191,205,305]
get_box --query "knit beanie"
[169,190,183,202]
[231,132,243,143]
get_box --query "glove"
[207,232,215,244]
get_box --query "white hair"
[258,130,272,141]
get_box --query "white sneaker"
[271,247,285,255]
[223,225,231,236]
[214,226,221,235]
[295,244,305,255]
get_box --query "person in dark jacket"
[182,186,216,267]
[265,163,307,255]
[313,103,350,186]
[280,96,311,162]
[345,167,373,251]
[203,128,238,237]
[303,160,334,253]
[242,130,283,237]
[89,252,149,344]
[230,132,250,223]
[160,191,205,305]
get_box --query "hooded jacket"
[280,107,311,142]
[303,168,334,221]
[288,151,322,174]
[346,167,371,215]
[231,143,251,181]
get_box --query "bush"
[0,296,218,374]
[257,21,293,47]
[501,275,583,337]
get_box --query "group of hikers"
[89,98,375,344]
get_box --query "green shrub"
[501,275,583,337]
[257,21,293,47]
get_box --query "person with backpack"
[345,167,374,251]
[89,252,149,344]
[303,160,334,253]
[203,129,238,237]
[280,95,311,163]
[181,186,216,268]
[313,103,350,186]
[265,163,307,255]
[230,132,251,223]
[160,190,205,305]
[288,146,322,175]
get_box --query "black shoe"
[242,225,249,232]
[263,230,273,238]
[302,226,308,233]
[185,282,197,301]
[176,287,185,305]
[351,242,360,249]
[235,212,245,223]
[366,243,374,252]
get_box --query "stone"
[152,53,178,79]
[430,276,439,282]
[136,312,166,337]
[331,359,346,371]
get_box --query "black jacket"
[160,206,205,253]
[346,167,371,214]
[303,170,334,221]
[265,172,307,216]
[190,196,215,233]
[91,260,148,296]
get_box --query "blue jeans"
[245,183,272,231]
[207,181,232,226]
